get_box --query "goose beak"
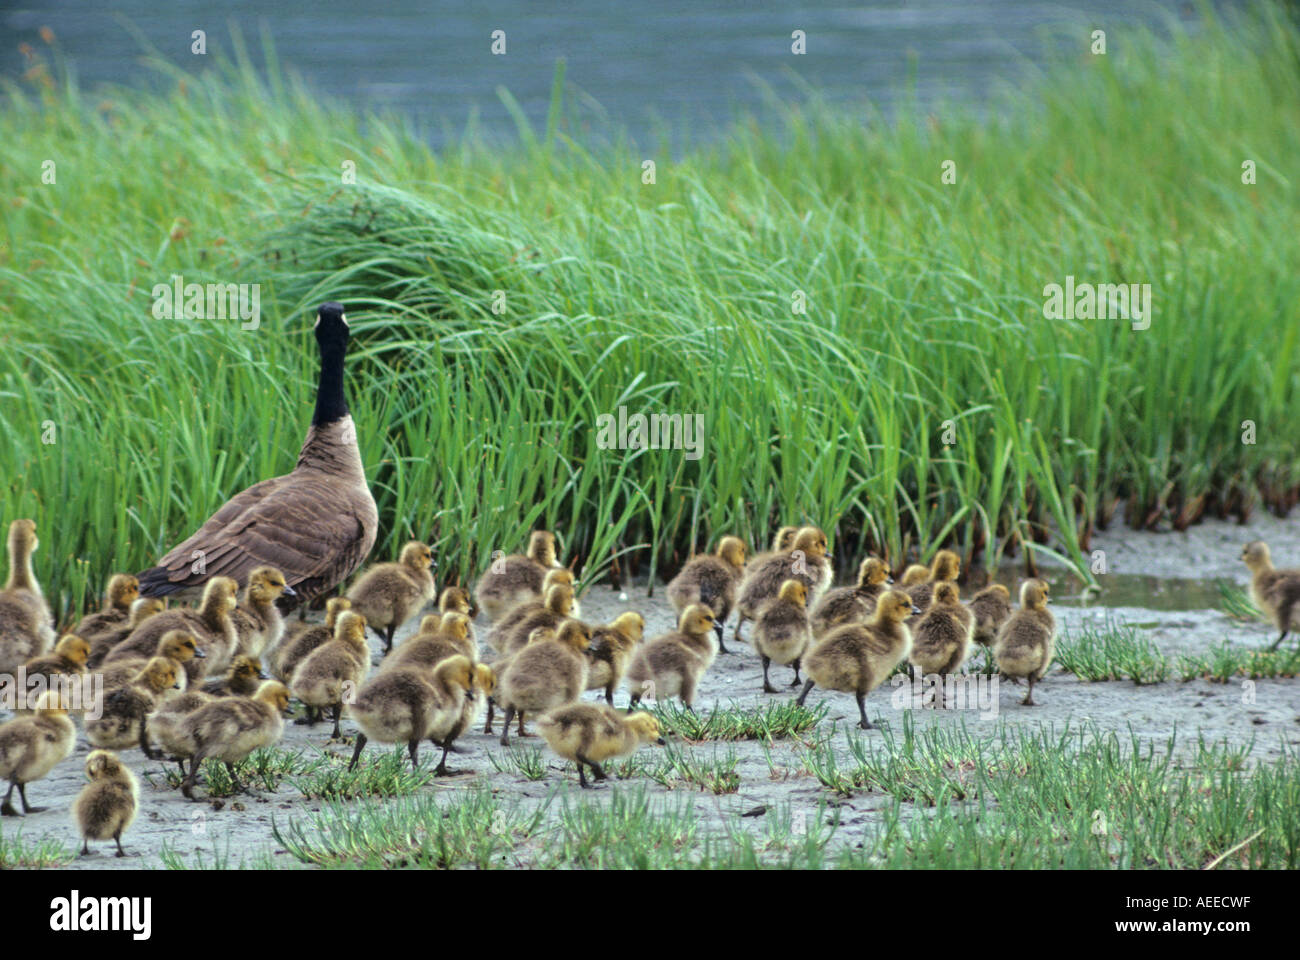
[258,670,269,680]
[656,737,667,746]
[911,605,923,615]
[194,648,207,659]
[282,583,297,597]
[886,576,895,584]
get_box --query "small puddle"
[981,568,1229,613]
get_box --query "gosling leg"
[1,781,19,817]
[348,732,368,771]
[500,706,515,746]
[856,692,872,730]
[761,655,777,694]
[113,831,127,858]
[17,782,44,813]
[795,679,815,707]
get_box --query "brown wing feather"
[139,474,374,598]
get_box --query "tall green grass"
[2,6,1298,619]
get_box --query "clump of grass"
[1178,641,1300,682]
[650,700,826,741]
[158,838,283,870]
[153,747,316,796]
[1217,580,1264,621]
[487,745,549,781]
[1055,617,1169,684]
[273,787,545,869]
[805,719,1300,868]
[0,825,73,868]
[4,8,1299,619]
[291,746,433,800]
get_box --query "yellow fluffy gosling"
[666,535,746,653]
[909,582,975,708]
[346,541,437,654]
[753,579,813,692]
[993,580,1055,706]
[0,689,75,815]
[796,590,918,729]
[537,704,665,788]
[73,750,138,858]
[625,604,718,712]
[1241,541,1300,649]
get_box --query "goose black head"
[314,302,349,349]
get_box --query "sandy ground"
[4,515,1299,869]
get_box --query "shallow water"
[1,0,1192,148]
[987,568,1228,612]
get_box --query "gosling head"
[542,567,574,592]
[771,526,798,552]
[229,655,266,684]
[129,597,167,626]
[247,566,292,602]
[900,564,930,587]
[254,680,293,714]
[139,656,181,692]
[931,550,961,582]
[400,541,435,572]
[543,583,575,616]
[440,611,471,641]
[859,557,892,588]
[983,583,1011,600]
[932,582,961,606]
[717,536,747,570]
[203,577,240,614]
[625,711,666,746]
[335,610,367,644]
[106,574,140,610]
[437,655,476,700]
[473,663,496,698]
[418,613,444,635]
[55,634,92,666]
[438,586,471,615]
[324,596,352,627]
[679,603,717,638]
[528,530,559,567]
[159,630,203,663]
[1019,579,1050,611]
[84,749,127,781]
[777,578,809,608]
[610,611,645,643]
[555,619,591,653]
[877,590,919,623]
[792,526,831,561]
[1241,541,1273,573]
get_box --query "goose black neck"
[312,343,349,425]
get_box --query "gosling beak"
[194,648,207,659]
[282,583,297,597]
[911,605,923,615]
[258,670,269,680]
[886,576,895,584]
[656,737,667,746]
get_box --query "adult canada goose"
[136,303,378,609]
